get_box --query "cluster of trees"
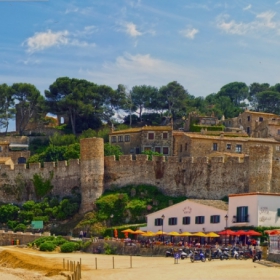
[2,79,280,136]
[0,193,81,232]
[28,130,123,163]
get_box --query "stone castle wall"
[104,154,249,199]
[0,137,279,211]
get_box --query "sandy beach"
[0,246,279,280]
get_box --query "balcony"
[232,215,249,224]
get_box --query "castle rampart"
[0,138,278,213]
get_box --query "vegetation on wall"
[74,184,186,237]
[32,171,54,199]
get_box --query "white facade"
[144,200,227,233]
[228,193,280,228]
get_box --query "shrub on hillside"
[40,241,56,251]
[60,242,79,253]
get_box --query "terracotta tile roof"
[110,126,172,135]
[229,192,280,197]
[181,132,279,143]
[189,199,228,211]
[245,111,279,117]
[0,157,12,164]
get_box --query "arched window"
[18,157,26,164]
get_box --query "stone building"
[224,109,279,136]
[173,131,280,159]
[0,141,30,164]
[109,126,173,156]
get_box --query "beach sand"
[0,246,279,280]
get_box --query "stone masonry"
[0,137,279,213]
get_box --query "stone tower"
[248,145,273,192]
[80,137,104,213]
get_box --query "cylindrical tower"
[80,137,104,213]
[248,145,272,193]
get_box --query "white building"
[228,192,280,228]
[144,199,228,233]
[144,192,280,233]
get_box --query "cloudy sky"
[1,0,280,99]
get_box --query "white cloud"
[65,6,91,15]
[23,27,97,52]
[243,4,252,11]
[83,53,199,91]
[179,28,199,39]
[216,11,279,35]
[73,25,98,37]
[24,30,69,53]
[123,22,142,37]
[276,1,280,5]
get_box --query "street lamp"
[224,214,228,229]
[224,214,229,245]
[161,214,165,242]
[110,214,114,238]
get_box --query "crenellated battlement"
[103,155,247,165]
[0,137,278,209]
[0,159,80,174]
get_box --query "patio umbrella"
[191,232,207,237]
[121,229,135,233]
[167,231,180,236]
[132,230,145,234]
[206,232,220,238]
[179,231,192,236]
[218,229,237,235]
[141,232,156,237]
[245,230,262,236]
[154,230,167,235]
[266,230,280,235]
[234,230,247,236]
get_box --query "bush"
[39,241,56,252]
[14,223,27,232]
[60,242,79,253]
[103,242,117,255]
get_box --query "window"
[162,147,169,155]
[162,132,168,139]
[276,146,280,152]
[155,147,161,153]
[247,127,250,134]
[236,144,242,153]
[148,132,154,140]
[259,117,263,122]
[210,215,220,224]
[111,136,116,143]
[226,144,231,150]
[247,116,251,121]
[155,218,163,226]
[0,146,2,152]
[195,216,205,224]
[278,209,280,217]
[278,130,280,135]
[236,206,249,223]
[118,136,123,142]
[168,217,177,226]
[124,135,130,142]
[185,143,188,151]
[135,148,140,154]
[213,143,218,151]
[182,216,191,225]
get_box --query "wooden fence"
[63,258,82,280]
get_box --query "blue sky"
[1,0,280,101]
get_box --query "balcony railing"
[232,215,249,223]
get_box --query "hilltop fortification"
[0,138,279,213]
